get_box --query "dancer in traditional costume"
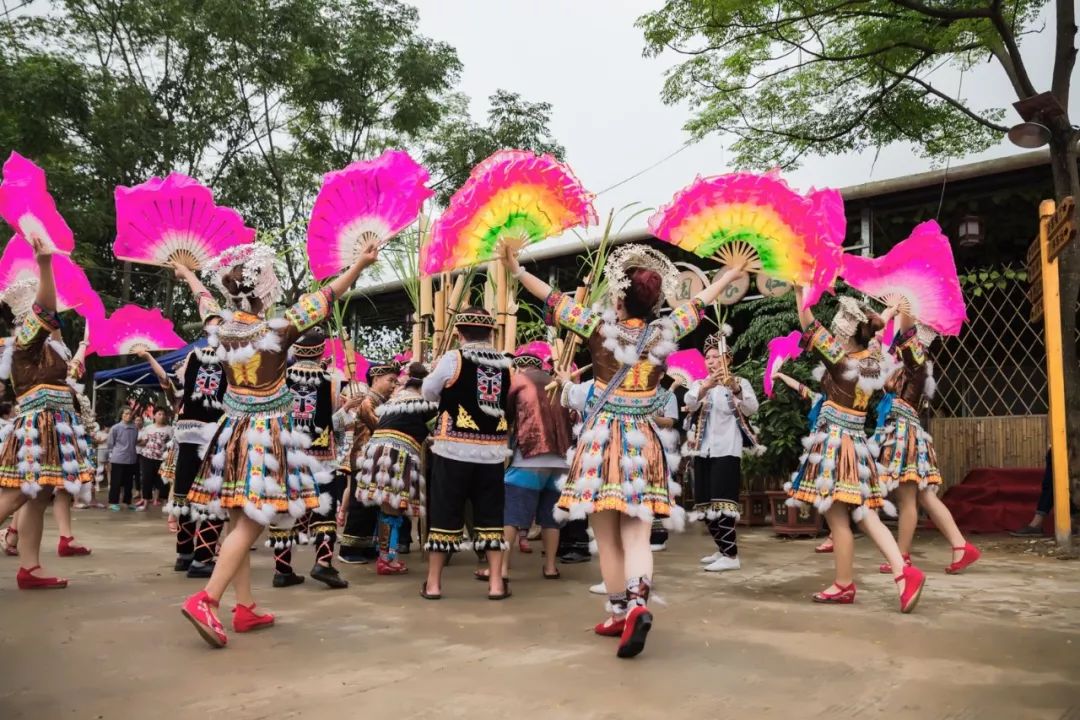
[504,241,745,658]
[267,326,348,589]
[685,329,759,573]
[498,344,573,582]
[877,315,979,575]
[355,362,436,575]
[172,240,379,648]
[0,238,95,589]
[786,290,925,612]
[140,319,228,578]
[338,361,398,564]
[419,307,512,600]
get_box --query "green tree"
[639,0,1080,488]
[424,89,566,206]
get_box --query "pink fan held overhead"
[763,331,803,398]
[87,305,185,356]
[307,149,433,281]
[0,152,75,255]
[113,173,255,271]
[840,219,966,336]
[0,234,104,319]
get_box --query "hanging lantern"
[957,215,983,248]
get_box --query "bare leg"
[540,528,559,575]
[0,488,29,525]
[17,493,52,571]
[53,490,74,538]
[895,483,918,556]
[204,508,264,605]
[590,510,626,621]
[486,550,505,595]
[619,516,653,580]
[823,503,855,589]
[425,551,447,595]
[501,526,517,580]
[918,488,967,561]
[856,509,909,591]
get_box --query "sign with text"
[716,267,751,305]
[756,274,792,298]
[1047,196,1076,262]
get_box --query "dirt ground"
[1,512,1078,720]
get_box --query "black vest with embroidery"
[286,359,334,458]
[375,395,438,445]
[178,349,227,423]
[432,347,511,446]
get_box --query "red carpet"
[936,467,1044,534]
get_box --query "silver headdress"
[703,323,733,354]
[915,323,939,347]
[603,244,679,313]
[203,244,282,313]
[831,296,868,339]
[0,279,38,321]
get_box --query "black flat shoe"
[186,562,215,579]
[543,569,561,580]
[420,581,441,600]
[558,552,591,565]
[273,572,305,588]
[488,579,511,601]
[310,564,349,589]
[174,557,193,572]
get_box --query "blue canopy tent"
[90,339,207,407]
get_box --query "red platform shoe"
[376,557,408,576]
[594,616,626,637]
[232,603,275,633]
[945,543,981,574]
[812,582,856,604]
[181,590,227,648]
[879,554,910,574]
[896,565,926,614]
[16,565,68,590]
[616,606,653,659]
[58,536,92,557]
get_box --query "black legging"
[139,456,164,502]
[108,463,137,504]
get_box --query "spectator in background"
[107,409,139,511]
[1011,448,1078,536]
[132,415,145,503]
[136,408,172,510]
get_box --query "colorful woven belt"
[820,401,867,432]
[890,398,920,422]
[369,429,422,455]
[222,382,292,418]
[17,384,75,412]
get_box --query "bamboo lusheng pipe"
[503,309,517,354]
[543,364,592,392]
[411,315,423,362]
[420,275,433,317]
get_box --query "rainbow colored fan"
[0,152,75,255]
[307,150,433,281]
[647,172,844,308]
[665,348,707,387]
[88,305,185,356]
[840,220,966,336]
[113,173,255,270]
[421,150,597,275]
[763,331,803,398]
[0,234,104,318]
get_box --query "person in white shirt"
[684,329,759,573]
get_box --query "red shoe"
[518,536,533,554]
[376,557,409,576]
[945,543,981,574]
[896,565,926,614]
[16,565,68,590]
[594,616,626,637]
[879,554,911,574]
[814,540,834,553]
[57,536,92,557]
[616,605,653,659]
[181,590,227,648]
[2,527,17,556]
[232,603,275,633]
[812,582,856,604]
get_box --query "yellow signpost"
[1036,198,1073,548]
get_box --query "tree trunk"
[1047,130,1080,492]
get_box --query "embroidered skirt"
[785,401,892,520]
[187,384,330,525]
[555,390,684,529]
[355,429,426,518]
[876,398,941,490]
[0,385,94,499]
[160,442,178,486]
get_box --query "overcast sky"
[410,0,1076,233]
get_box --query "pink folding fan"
[113,173,255,270]
[0,234,103,318]
[763,331,803,398]
[88,305,185,356]
[665,348,708,388]
[0,152,75,255]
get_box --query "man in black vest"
[420,307,512,600]
[141,315,228,579]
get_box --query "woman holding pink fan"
[171,240,380,649]
[0,236,95,589]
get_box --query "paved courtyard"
[1,512,1078,720]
